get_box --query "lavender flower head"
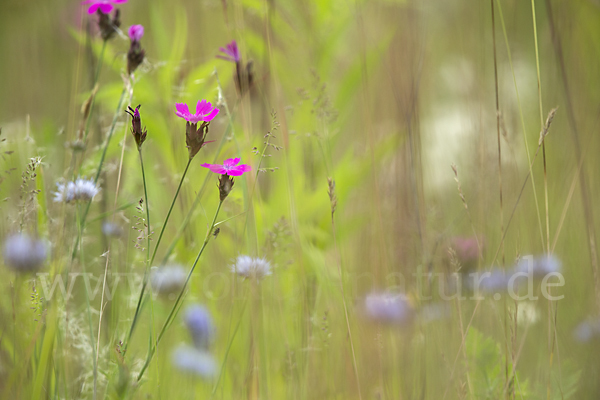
[574,317,600,342]
[3,234,47,273]
[151,265,187,298]
[364,292,415,325]
[128,24,144,42]
[467,268,509,293]
[514,255,562,277]
[217,41,240,63]
[231,255,272,280]
[184,304,214,350]
[82,0,127,15]
[172,345,217,378]
[53,178,100,203]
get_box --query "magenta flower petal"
[196,99,208,115]
[217,41,241,63]
[98,3,113,13]
[175,103,191,119]
[201,158,251,177]
[175,100,220,123]
[203,108,220,122]
[224,158,240,167]
[201,163,228,174]
[128,25,144,42]
[227,165,252,176]
[87,3,100,13]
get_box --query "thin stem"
[160,122,233,265]
[76,204,98,400]
[331,207,362,399]
[70,86,128,262]
[138,149,151,265]
[82,40,108,144]
[136,199,224,382]
[210,298,248,399]
[150,157,193,266]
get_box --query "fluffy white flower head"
[54,178,100,203]
[172,344,216,378]
[3,233,47,273]
[231,255,272,280]
[150,265,187,297]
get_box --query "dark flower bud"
[218,174,235,201]
[98,8,120,41]
[186,121,211,159]
[127,25,145,75]
[125,105,147,149]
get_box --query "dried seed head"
[327,178,337,216]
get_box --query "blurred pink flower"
[216,41,240,63]
[201,158,251,176]
[82,0,127,15]
[175,100,220,123]
[128,24,144,42]
[451,236,481,263]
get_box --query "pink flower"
[174,100,220,123]
[201,158,251,177]
[82,0,127,15]
[128,25,144,42]
[216,41,240,63]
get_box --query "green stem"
[82,40,108,144]
[136,199,224,382]
[159,122,232,266]
[150,157,193,266]
[138,149,151,265]
[210,299,248,399]
[70,86,127,262]
[76,204,99,400]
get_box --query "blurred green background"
[2,0,600,398]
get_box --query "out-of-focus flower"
[125,105,147,148]
[467,269,509,293]
[184,305,214,350]
[216,41,254,95]
[127,26,145,74]
[231,255,272,280]
[151,265,187,298]
[102,221,123,237]
[450,236,482,271]
[3,234,47,273]
[514,255,562,278]
[201,158,251,177]
[573,317,600,342]
[82,0,127,15]
[98,9,120,41]
[128,24,144,41]
[172,345,217,378]
[53,178,100,203]
[175,100,220,123]
[216,41,240,63]
[364,292,415,325]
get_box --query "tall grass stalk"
[136,198,225,382]
[150,157,193,266]
[70,86,128,263]
[495,0,545,249]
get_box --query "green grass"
[0,0,600,398]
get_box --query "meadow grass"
[1,0,600,399]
